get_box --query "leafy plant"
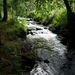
[0,19,27,74]
[52,7,68,27]
[3,19,27,40]
[0,42,21,74]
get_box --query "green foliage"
[52,7,68,27]
[29,8,51,24]
[0,42,21,74]
[0,19,27,74]
[28,0,66,25]
[3,19,27,40]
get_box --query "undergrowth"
[52,7,68,27]
[0,19,27,74]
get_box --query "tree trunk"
[2,0,8,21]
[0,11,1,45]
[63,0,75,50]
[0,11,1,18]
[63,0,75,22]
[63,0,72,12]
[0,29,1,46]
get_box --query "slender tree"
[2,0,8,21]
[0,16,1,45]
[63,0,75,49]
[0,11,1,18]
[63,0,72,12]
[63,0,75,23]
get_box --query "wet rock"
[36,28,42,31]
[18,29,26,39]
[44,27,49,29]
[66,53,73,61]
[21,56,35,70]
[44,60,49,63]
[29,32,35,35]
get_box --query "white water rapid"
[18,17,67,75]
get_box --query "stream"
[25,18,67,75]
[18,17,67,75]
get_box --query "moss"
[0,19,27,41]
[0,19,27,74]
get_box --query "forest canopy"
[0,0,75,21]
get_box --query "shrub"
[52,7,68,27]
[0,42,21,74]
[3,19,27,40]
[0,19,27,74]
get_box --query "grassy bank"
[0,19,27,74]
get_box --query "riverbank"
[0,19,27,74]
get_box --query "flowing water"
[18,17,67,75]
[25,18,67,75]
